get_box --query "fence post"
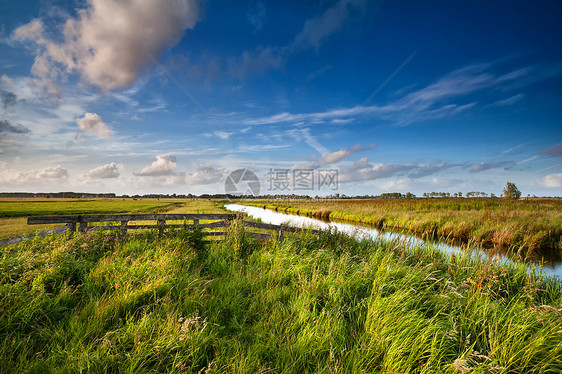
[193,218,199,226]
[68,222,76,233]
[120,220,128,236]
[79,221,87,232]
[157,216,166,236]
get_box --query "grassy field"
[0,198,223,239]
[1,224,561,373]
[243,198,562,258]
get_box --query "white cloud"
[213,131,232,139]
[488,93,524,107]
[135,154,178,176]
[185,163,225,185]
[286,128,330,156]
[0,165,69,186]
[76,112,112,138]
[381,178,413,191]
[471,161,515,173]
[1,74,14,85]
[319,144,372,164]
[14,0,200,91]
[36,166,69,179]
[537,173,562,188]
[86,162,122,178]
[339,157,416,182]
[242,61,549,128]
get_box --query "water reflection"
[225,203,561,279]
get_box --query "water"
[225,203,562,279]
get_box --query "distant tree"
[503,182,521,199]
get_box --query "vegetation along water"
[0,199,561,372]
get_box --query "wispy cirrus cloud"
[488,93,524,107]
[540,143,562,157]
[228,0,369,77]
[241,60,552,127]
[339,157,416,183]
[471,161,515,173]
[319,144,374,164]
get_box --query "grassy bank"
[243,198,562,258]
[1,224,561,373]
[0,199,222,240]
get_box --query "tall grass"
[242,198,562,258]
[1,224,561,373]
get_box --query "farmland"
[0,198,222,239]
[1,199,561,372]
[1,218,561,372]
[242,198,562,258]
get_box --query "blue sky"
[0,0,561,196]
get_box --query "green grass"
[242,198,562,258]
[1,223,560,373]
[0,198,187,217]
[0,199,224,240]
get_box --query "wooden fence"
[0,213,319,246]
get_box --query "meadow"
[1,199,561,373]
[0,198,222,240]
[244,198,562,258]
[1,222,561,373]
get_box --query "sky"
[0,0,561,196]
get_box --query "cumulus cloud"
[13,0,200,91]
[185,163,225,185]
[540,143,562,157]
[318,144,374,164]
[381,178,414,191]
[471,161,515,173]
[0,165,69,185]
[86,162,122,178]
[0,120,30,135]
[339,157,416,182]
[135,154,178,176]
[537,173,562,188]
[1,74,14,85]
[76,112,112,138]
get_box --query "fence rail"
[0,213,320,246]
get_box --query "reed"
[242,198,562,258]
[1,222,560,373]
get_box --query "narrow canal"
[225,203,562,279]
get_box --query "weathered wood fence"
[0,213,319,246]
